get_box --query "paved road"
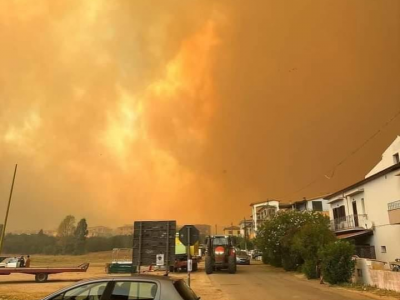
[208,262,374,300]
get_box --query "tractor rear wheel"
[205,256,213,274]
[228,256,236,274]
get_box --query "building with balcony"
[238,219,255,239]
[223,226,241,236]
[291,196,330,216]
[325,136,400,262]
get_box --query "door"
[352,201,359,227]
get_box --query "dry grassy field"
[0,252,226,300]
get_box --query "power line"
[278,108,400,200]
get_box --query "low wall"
[369,269,400,292]
[354,258,400,292]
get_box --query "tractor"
[204,235,237,274]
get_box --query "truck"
[172,235,199,272]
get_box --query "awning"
[336,230,373,240]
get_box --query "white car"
[0,257,19,268]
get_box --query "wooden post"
[0,164,18,254]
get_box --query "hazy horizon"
[1,0,399,231]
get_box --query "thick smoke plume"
[1,1,399,230]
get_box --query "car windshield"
[174,279,199,300]
[213,237,228,246]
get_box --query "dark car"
[236,251,250,265]
[41,275,200,300]
[251,250,262,259]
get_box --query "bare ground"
[0,252,226,300]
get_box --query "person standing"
[25,255,31,268]
[19,256,25,268]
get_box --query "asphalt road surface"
[208,262,374,300]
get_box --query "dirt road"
[209,262,378,300]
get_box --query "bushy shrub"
[302,259,318,279]
[291,223,336,278]
[320,241,355,284]
[255,210,332,271]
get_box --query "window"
[381,246,387,253]
[237,231,241,235]
[394,153,400,164]
[174,279,199,300]
[228,230,233,234]
[333,206,346,220]
[55,282,108,300]
[213,237,228,246]
[312,201,323,211]
[111,281,157,300]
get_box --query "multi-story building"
[325,136,400,262]
[250,200,291,235]
[291,196,330,216]
[223,226,241,236]
[238,219,255,239]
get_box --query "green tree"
[74,219,89,255]
[57,215,76,254]
[320,241,355,284]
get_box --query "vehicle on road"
[0,262,89,282]
[173,234,199,272]
[0,257,18,268]
[236,251,251,265]
[205,235,236,274]
[251,250,263,259]
[41,275,200,300]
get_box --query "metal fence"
[330,214,368,231]
[355,245,376,259]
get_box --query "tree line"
[2,215,131,255]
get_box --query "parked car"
[0,257,18,268]
[251,250,262,259]
[41,275,200,300]
[236,251,251,265]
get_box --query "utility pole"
[243,217,248,251]
[215,224,217,235]
[0,164,18,254]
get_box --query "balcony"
[388,200,400,224]
[330,214,369,232]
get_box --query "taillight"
[215,246,225,255]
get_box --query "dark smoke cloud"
[1,0,399,231]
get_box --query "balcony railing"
[330,214,368,231]
[388,200,400,211]
[355,245,376,259]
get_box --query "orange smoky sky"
[0,1,399,231]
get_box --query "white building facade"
[325,136,400,262]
